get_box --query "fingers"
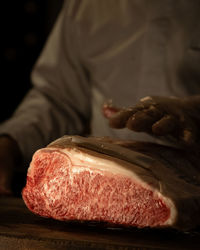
[127,111,157,132]
[102,102,120,119]
[108,101,154,129]
[152,114,197,145]
[104,96,199,147]
[152,115,178,135]
[109,109,136,128]
[179,119,197,145]
[126,105,163,132]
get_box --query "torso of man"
[68,0,200,141]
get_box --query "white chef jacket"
[1,0,200,164]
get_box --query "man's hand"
[103,96,200,146]
[0,135,22,196]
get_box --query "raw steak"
[22,136,200,230]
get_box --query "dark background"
[0,0,64,123]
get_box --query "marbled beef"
[22,136,200,230]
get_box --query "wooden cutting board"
[0,197,200,250]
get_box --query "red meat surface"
[22,136,200,230]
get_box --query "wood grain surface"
[0,197,200,250]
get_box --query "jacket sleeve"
[0,1,91,164]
